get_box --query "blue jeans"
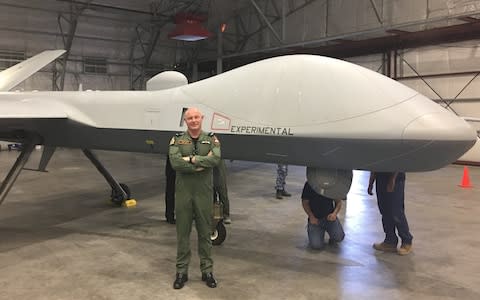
[376,174,413,245]
[307,218,345,249]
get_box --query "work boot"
[397,243,413,256]
[281,190,291,197]
[201,272,217,288]
[173,273,188,289]
[328,238,337,246]
[373,242,397,252]
[276,190,283,199]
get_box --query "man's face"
[184,109,203,131]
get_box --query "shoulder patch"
[207,132,220,145]
[169,137,175,145]
[175,132,184,137]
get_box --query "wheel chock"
[122,199,137,208]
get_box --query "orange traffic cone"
[458,166,473,188]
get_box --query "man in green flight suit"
[169,107,221,290]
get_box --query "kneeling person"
[301,181,345,249]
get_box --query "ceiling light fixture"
[168,13,212,42]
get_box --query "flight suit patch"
[169,137,175,145]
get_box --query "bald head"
[184,107,204,137]
[184,107,202,118]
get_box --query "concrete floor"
[0,149,479,300]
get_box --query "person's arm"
[192,135,221,168]
[302,199,319,224]
[327,198,342,221]
[387,172,398,192]
[367,172,376,195]
[169,139,198,173]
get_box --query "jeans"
[376,174,413,245]
[307,218,345,249]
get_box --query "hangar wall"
[346,41,480,127]
[0,0,183,91]
[400,42,480,118]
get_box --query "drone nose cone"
[402,112,476,143]
[401,112,476,169]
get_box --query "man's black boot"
[281,190,291,197]
[173,273,188,289]
[201,272,217,288]
[276,190,283,199]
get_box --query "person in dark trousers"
[169,107,221,290]
[368,172,413,255]
[301,181,345,249]
[165,156,176,224]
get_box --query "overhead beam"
[0,26,180,50]
[197,21,480,71]
[458,16,480,23]
[386,29,410,35]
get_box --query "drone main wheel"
[211,222,226,246]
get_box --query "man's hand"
[326,213,337,221]
[309,216,320,225]
[182,156,197,164]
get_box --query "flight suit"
[169,131,221,275]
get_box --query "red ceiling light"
[168,13,212,42]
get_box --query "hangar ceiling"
[0,0,479,88]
